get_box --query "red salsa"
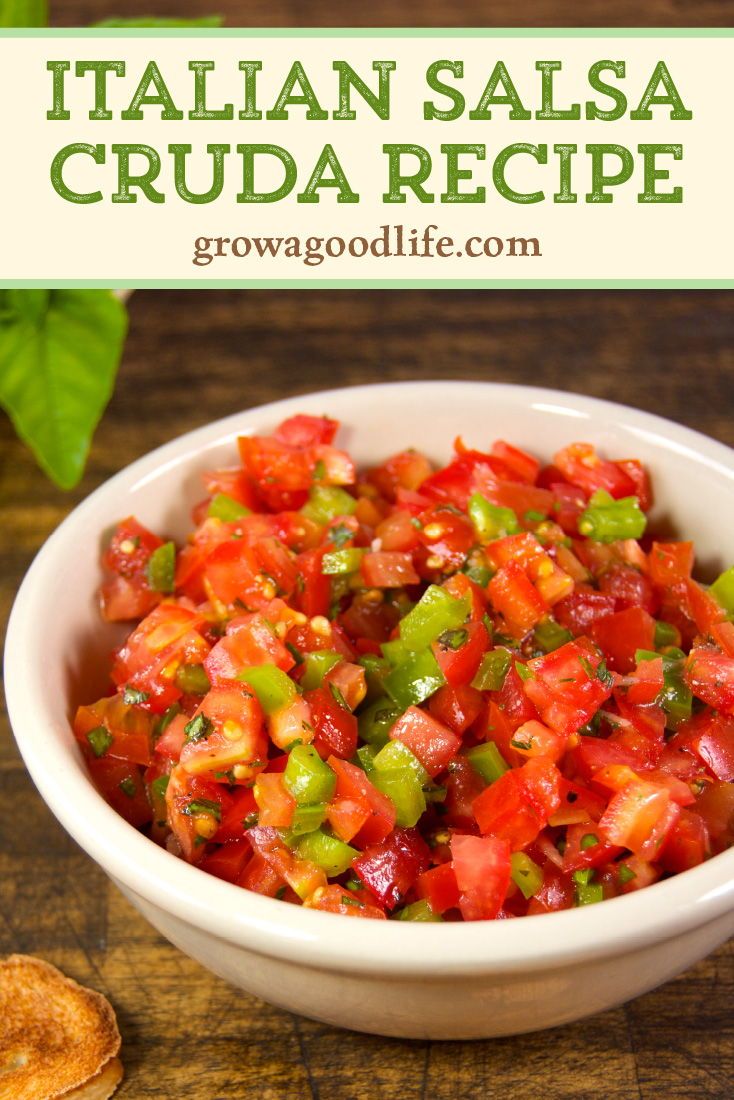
[74,415,734,921]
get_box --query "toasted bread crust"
[0,955,121,1100]
[63,1057,124,1100]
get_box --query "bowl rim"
[6,379,734,978]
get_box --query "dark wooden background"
[2,3,734,1098]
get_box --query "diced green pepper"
[207,493,251,522]
[359,653,391,700]
[617,863,637,884]
[471,648,512,692]
[300,650,342,691]
[371,767,426,827]
[654,620,679,648]
[396,900,443,922]
[468,492,520,541]
[358,700,400,748]
[175,663,211,696]
[287,803,327,837]
[283,745,336,804]
[635,649,660,664]
[373,740,429,784]
[462,553,492,588]
[184,797,222,822]
[510,852,544,899]
[322,548,365,575]
[153,702,181,741]
[660,655,692,726]
[398,584,469,652]
[238,664,296,714]
[301,485,356,525]
[384,648,445,709]
[296,829,357,876]
[150,774,169,800]
[466,742,509,785]
[534,617,574,654]
[578,490,646,544]
[711,564,734,614]
[381,637,412,667]
[146,541,176,593]
[86,725,113,758]
[575,880,604,906]
[356,743,378,774]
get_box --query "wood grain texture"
[2,4,733,1097]
[52,0,734,27]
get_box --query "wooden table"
[2,4,733,1098]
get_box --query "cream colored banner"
[0,33,731,284]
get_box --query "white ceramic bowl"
[6,382,734,1040]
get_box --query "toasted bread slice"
[0,955,121,1100]
[63,1057,123,1100]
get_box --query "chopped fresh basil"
[122,685,149,706]
[86,725,113,758]
[183,714,213,744]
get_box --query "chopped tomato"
[389,706,461,777]
[416,862,461,914]
[352,827,431,910]
[451,834,511,921]
[361,551,420,588]
[590,607,656,673]
[598,779,680,860]
[554,443,637,499]
[473,757,562,850]
[524,639,614,736]
[328,756,396,845]
[431,620,489,688]
[304,884,386,918]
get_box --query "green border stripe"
[1,27,732,37]
[3,280,733,289]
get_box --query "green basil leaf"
[94,16,223,26]
[0,290,128,489]
[0,1,48,26]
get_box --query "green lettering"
[121,61,183,121]
[553,144,578,203]
[424,60,465,121]
[441,144,486,203]
[111,143,165,203]
[238,61,263,120]
[630,61,692,121]
[638,143,683,203]
[493,143,546,204]
[297,144,358,203]
[47,60,70,121]
[469,61,530,121]
[266,61,328,121]
[586,61,627,121]
[237,144,297,203]
[383,144,434,203]
[332,60,395,120]
[75,60,125,121]
[171,143,229,203]
[535,61,580,120]
[188,61,233,120]
[50,143,104,204]
[586,143,634,203]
